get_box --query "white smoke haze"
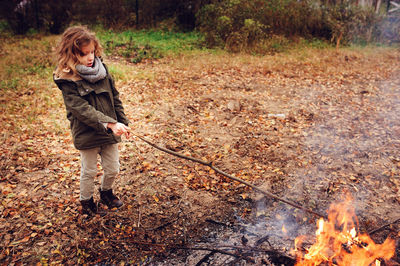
[155,64,400,265]
[196,75,400,262]
[287,75,400,227]
[209,74,400,265]
[227,75,400,263]
[379,14,400,44]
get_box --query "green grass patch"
[96,28,202,63]
[0,35,55,92]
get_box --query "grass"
[0,28,202,90]
[95,28,203,63]
[97,29,201,52]
[0,27,399,265]
[0,27,397,136]
[0,33,64,142]
[0,34,55,91]
[106,63,156,83]
[0,28,207,142]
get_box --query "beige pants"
[79,144,119,200]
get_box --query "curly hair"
[54,25,103,78]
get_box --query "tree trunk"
[34,0,40,30]
[136,0,139,25]
[336,31,343,51]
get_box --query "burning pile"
[294,196,396,265]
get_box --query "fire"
[294,196,395,266]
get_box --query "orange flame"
[295,196,395,266]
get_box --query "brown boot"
[80,197,97,215]
[99,189,123,209]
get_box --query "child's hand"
[124,130,131,139]
[107,122,131,137]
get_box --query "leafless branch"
[133,135,327,219]
[368,217,400,235]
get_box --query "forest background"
[1,0,400,49]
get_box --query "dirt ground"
[1,48,400,265]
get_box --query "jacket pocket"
[77,79,109,96]
[77,83,94,96]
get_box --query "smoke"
[287,76,400,222]
[377,14,400,44]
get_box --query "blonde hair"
[54,25,103,79]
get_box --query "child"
[53,25,131,215]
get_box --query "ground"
[1,47,400,265]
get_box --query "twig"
[205,219,231,227]
[115,237,295,264]
[195,251,216,266]
[134,135,327,219]
[368,217,400,235]
[173,246,256,263]
[138,205,141,228]
[121,239,256,263]
[254,235,272,248]
[153,217,178,231]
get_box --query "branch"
[177,246,256,263]
[195,251,216,266]
[368,217,400,235]
[134,135,327,219]
[118,238,256,263]
[122,239,295,264]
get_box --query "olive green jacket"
[54,67,130,150]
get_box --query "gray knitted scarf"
[76,57,107,83]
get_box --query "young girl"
[54,25,131,215]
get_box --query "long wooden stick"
[177,246,256,263]
[134,135,327,219]
[368,217,400,235]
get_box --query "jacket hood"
[53,73,80,87]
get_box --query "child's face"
[77,41,95,67]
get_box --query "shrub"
[197,0,395,51]
[197,0,269,51]
[242,19,267,46]
[196,0,327,51]
[196,4,224,47]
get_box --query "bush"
[197,0,269,51]
[323,3,382,47]
[104,40,163,64]
[196,0,396,51]
[196,0,329,51]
